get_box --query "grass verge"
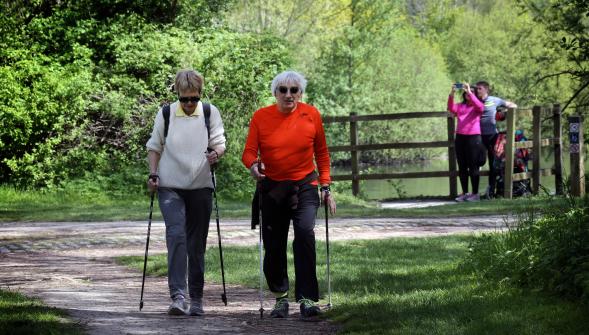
[0,288,83,335]
[118,235,589,334]
[0,185,569,222]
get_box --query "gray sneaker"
[188,299,205,316]
[299,298,321,318]
[270,298,289,318]
[168,296,187,316]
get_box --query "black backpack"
[162,103,211,140]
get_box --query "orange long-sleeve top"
[241,102,331,185]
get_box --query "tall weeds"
[463,194,589,302]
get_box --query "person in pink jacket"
[447,83,485,202]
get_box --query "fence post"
[447,115,457,198]
[350,112,360,196]
[568,115,585,196]
[503,107,516,199]
[532,106,541,195]
[553,104,564,195]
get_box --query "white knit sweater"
[146,101,226,190]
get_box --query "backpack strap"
[163,104,170,139]
[203,102,211,140]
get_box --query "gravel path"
[0,216,506,334]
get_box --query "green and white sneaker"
[299,298,321,318]
[270,298,289,318]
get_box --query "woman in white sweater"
[146,69,226,316]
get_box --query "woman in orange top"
[242,70,336,319]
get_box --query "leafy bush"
[463,195,589,302]
[1,2,290,200]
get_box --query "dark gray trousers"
[158,187,212,300]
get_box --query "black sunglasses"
[179,96,200,103]
[278,86,300,94]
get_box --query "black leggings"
[482,133,499,191]
[455,134,482,194]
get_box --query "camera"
[455,83,463,89]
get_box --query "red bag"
[495,110,506,121]
[494,133,506,160]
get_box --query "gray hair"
[174,69,204,94]
[271,71,307,96]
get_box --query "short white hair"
[271,71,307,96]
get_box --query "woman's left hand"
[321,190,337,215]
[206,150,219,165]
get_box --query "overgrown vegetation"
[464,194,589,302]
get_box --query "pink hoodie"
[447,92,484,135]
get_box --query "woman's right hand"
[450,83,457,94]
[250,162,266,181]
[464,83,472,94]
[147,175,159,193]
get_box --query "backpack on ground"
[492,130,532,197]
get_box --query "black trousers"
[261,183,320,302]
[482,133,499,191]
[455,134,482,194]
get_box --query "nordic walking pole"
[139,186,156,311]
[257,160,265,318]
[324,192,332,309]
[211,168,228,306]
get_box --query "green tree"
[225,0,346,71]
[405,0,575,107]
[307,1,450,163]
[519,0,589,111]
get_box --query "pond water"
[332,148,587,200]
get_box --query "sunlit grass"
[118,235,589,334]
[0,185,569,222]
[0,289,82,335]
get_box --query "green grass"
[0,185,569,222]
[118,236,589,334]
[0,289,83,335]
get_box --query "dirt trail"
[0,216,505,334]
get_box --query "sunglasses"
[179,96,200,103]
[277,86,300,94]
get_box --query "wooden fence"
[324,104,582,199]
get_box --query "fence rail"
[325,104,582,198]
